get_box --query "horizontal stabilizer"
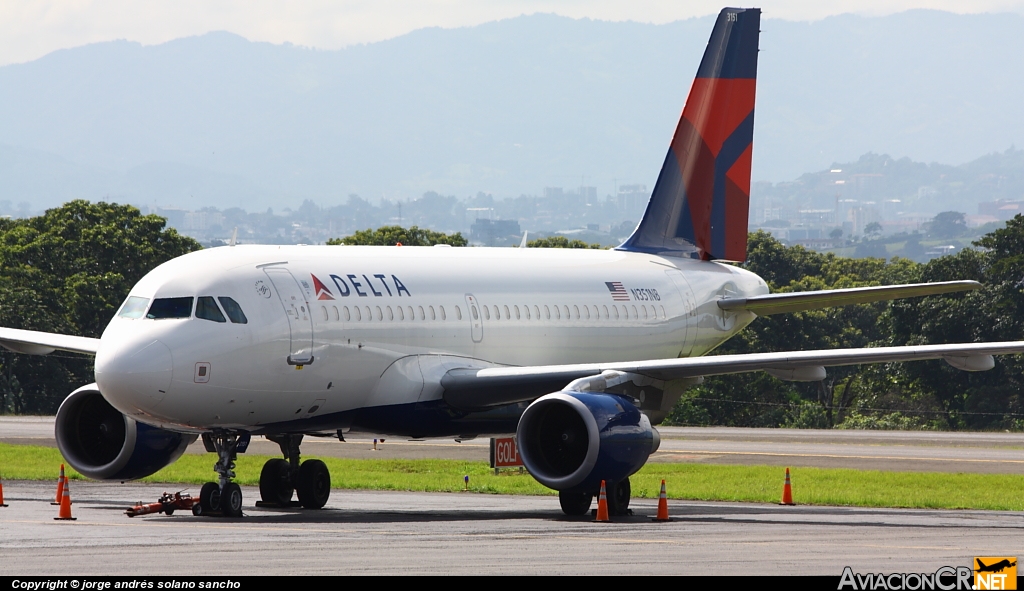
[716,281,980,316]
[0,327,99,355]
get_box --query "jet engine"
[55,384,196,480]
[516,392,660,493]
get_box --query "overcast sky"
[3,0,1024,67]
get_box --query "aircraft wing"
[0,327,100,355]
[441,341,1024,410]
[717,281,980,316]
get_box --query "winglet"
[618,7,760,261]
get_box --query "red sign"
[490,437,522,468]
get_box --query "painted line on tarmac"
[656,450,1024,464]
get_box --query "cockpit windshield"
[218,297,248,324]
[118,296,150,319]
[147,297,194,319]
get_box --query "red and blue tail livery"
[619,7,760,262]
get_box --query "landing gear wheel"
[606,478,631,516]
[199,482,220,514]
[192,503,204,516]
[259,458,294,505]
[222,483,243,517]
[164,507,174,516]
[296,459,331,509]
[558,491,593,516]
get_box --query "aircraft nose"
[95,338,173,412]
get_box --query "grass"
[3,443,1022,511]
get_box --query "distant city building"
[470,218,521,246]
[978,199,1024,220]
[617,184,647,212]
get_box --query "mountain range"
[2,11,1023,212]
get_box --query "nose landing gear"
[258,434,331,509]
[193,431,247,517]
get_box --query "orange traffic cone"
[780,467,795,506]
[595,480,610,522]
[0,474,8,507]
[54,477,76,520]
[52,464,65,505]
[653,479,669,522]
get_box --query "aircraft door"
[665,269,697,357]
[465,294,483,343]
[263,267,315,365]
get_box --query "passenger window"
[118,296,150,319]
[397,306,405,321]
[642,306,649,320]
[533,305,540,320]
[573,305,580,320]
[494,305,500,320]
[418,306,425,320]
[365,306,373,321]
[344,306,351,321]
[148,297,194,319]
[503,305,510,320]
[563,305,570,319]
[408,306,415,320]
[602,305,609,319]
[332,306,339,321]
[196,297,227,323]
[482,306,489,320]
[375,306,383,321]
[544,305,550,320]
[632,305,638,319]
[554,305,560,320]
[583,306,590,320]
[457,306,464,320]
[591,305,599,319]
[321,306,328,321]
[440,306,446,320]
[660,305,666,318]
[523,305,529,320]
[218,297,248,324]
[514,305,521,320]
[353,306,362,321]
[620,305,628,319]
[470,306,478,320]
[386,306,394,321]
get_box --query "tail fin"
[619,7,760,261]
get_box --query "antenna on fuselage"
[229,227,238,247]
[519,231,528,248]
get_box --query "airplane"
[976,559,1017,573]
[3,6,1024,518]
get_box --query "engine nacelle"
[55,384,196,480]
[516,392,660,493]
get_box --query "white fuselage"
[94,245,767,435]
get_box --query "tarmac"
[1,479,1023,576]
[4,418,1024,575]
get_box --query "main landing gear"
[558,478,632,517]
[192,432,245,518]
[258,434,331,510]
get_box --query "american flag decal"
[606,282,630,301]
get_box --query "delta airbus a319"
[4,7,1022,518]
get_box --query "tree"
[328,225,467,247]
[929,211,967,239]
[526,236,604,249]
[864,222,882,237]
[0,200,200,414]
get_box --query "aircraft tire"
[259,458,293,505]
[558,491,593,516]
[200,481,221,514]
[607,478,631,516]
[222,483,243,517]
[296,459,331,509]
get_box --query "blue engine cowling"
[516,392,660,493]
[55,384,197,481]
